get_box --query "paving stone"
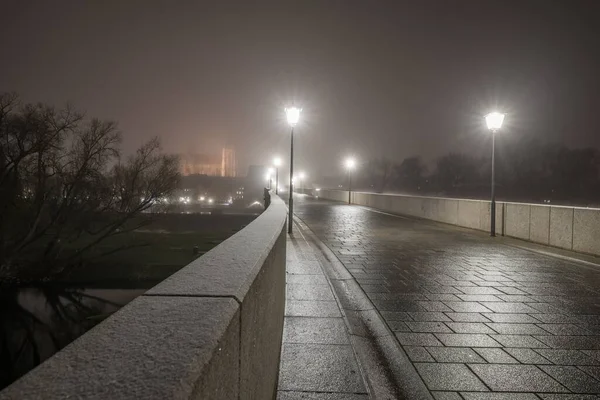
[536,323,593,335]
[404,346,435,362]
[435,334,501,347]
[432,392,462,400]
[446,313,492,322]
[425,294,463,302]
[458,287,505,295]
[387,320,411,332]
[287,283,336,301]
[468,364,568,392]
[283,317,349,345]
[579,365,600,380]
[278,343,366,393]
[540,365,600,393]
[395,332,443,346]
[490,335,549,348]
[534,349,600,366]
[494,287,529,295]
[534,335,600,350]
[286,274,330,285]
[418,301,454,312]
[288,260,323,275]
[444,302,493,313]
[409,312,452,322]
[372,299,425,312]
[285,300,342,318]
[277,391,369,400]
[482,302,540,314]
[460,393,539,399]
[485,323,549,335]
[456,295,504,302]
[380,311,412,321]
[474,348,519,364]
[504,348,552,364]
[531,314,584,324]
[537,394,598,400]
[481,313,540,323]
[406,321,453,333]
[447,322,496,334]
[426,347,486,363]
[415,363,488,391]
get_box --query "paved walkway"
[277,232,369,399]
[291,195,600,399]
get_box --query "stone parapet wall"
[0,195,288,400]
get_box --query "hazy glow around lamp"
[485,112,505,131]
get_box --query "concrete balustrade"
[0,196,288,400]
[309,189,600,257]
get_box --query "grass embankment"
[64,214,257,287]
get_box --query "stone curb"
[292,217,433,400]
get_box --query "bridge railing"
[304,188,600,257]
[1,195,288,400]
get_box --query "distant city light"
[485,112,505,131]
[199,196,205,201]
[285,107,301,127]
[315,188,321,192]
[208,198,214,204]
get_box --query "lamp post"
[273,157,282,195]
[285,106,301,234]
[345,157,356,205]
[485,111,505,237]
[267,168,274,190]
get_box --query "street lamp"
[485,111,505,237]
[345,157,356,205]
[285,106,301,234]
[273,157,282,195]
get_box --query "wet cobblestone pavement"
[294,196,600,399]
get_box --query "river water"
[0,286,145,390]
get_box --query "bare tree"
[0,93,180,282]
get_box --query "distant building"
[180,147,237,177]
[221,147,236,177]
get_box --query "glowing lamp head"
[485,112,505,131]
[285,107,301,127]
[267,167,274,175]
[273,157,282,167]
[345,158,356,170]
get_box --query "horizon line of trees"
[344,138,600,205]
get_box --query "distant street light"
[298,171,306,191]
[285,106,301,234]
[485,111,505,237]
[273,157,282,194]
[345,157,356,205]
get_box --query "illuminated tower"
[221,147,236,177]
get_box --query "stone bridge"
[3,191,600,399]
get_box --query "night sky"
[2,1,599,177]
